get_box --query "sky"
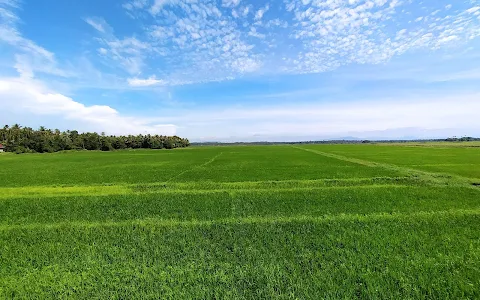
[1,0,480,142]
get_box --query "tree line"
[0,124,190,153]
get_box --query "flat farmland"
[1,143,479,298]
[307,143,480,180]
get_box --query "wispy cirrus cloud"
[84,17,151,75]
[0,0,70,78]
[0,1,177,135]
[84,17,111,34]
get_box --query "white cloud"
[248,27,265,39]
[0,4,18,24]
[254,4,269,21]
[283,0,480,74]
[1,70,479,140]
[231,57,261,73]
[0,1,70,77]
[0,76,176,135]
[13,54,72,78]
[0,26,53,60]
[0,2,176,135]
[121,0,261,83]
[84,17,150,74]
[6,0,480,90]
[438,35,458,44]
[466,7,480,14]
[1,3,49,58]
[158,93,480,141]
[113,0,480,85]
[222,0,241,8]
[123,0,148,11]
[242,6,250,17]
[150,0,179,15]
[128,76,167,86]
[3,0,480,140]
[84,17,112,34]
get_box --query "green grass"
[3,186,480,227]
[1,143,479,298]
[0,146,402,187]
[304,143,480,180]
[2,213,479,299]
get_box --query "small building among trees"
[0,144,4,153]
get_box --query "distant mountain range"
[191,127,479,144]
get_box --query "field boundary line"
[0,176,425,199]
[291,146,478,188]
[1,209,479,231]
[0,185,417,200]
[0,176,414,189]
[166,152,224,183]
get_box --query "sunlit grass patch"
[0,185,130,198]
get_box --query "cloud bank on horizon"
[1,0,480,141]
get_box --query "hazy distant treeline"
[0,124,190,153]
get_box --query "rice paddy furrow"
[166,152,224,183]
[1,209,478,231]
[0,177,428,199]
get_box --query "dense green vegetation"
[0,143,479,298]
[0,124,189,153]
[306,143,480,179]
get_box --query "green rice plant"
[1,212,479,298]
[303,143,480,179]
[1,143,479,298]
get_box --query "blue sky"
[1,0,480,141]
